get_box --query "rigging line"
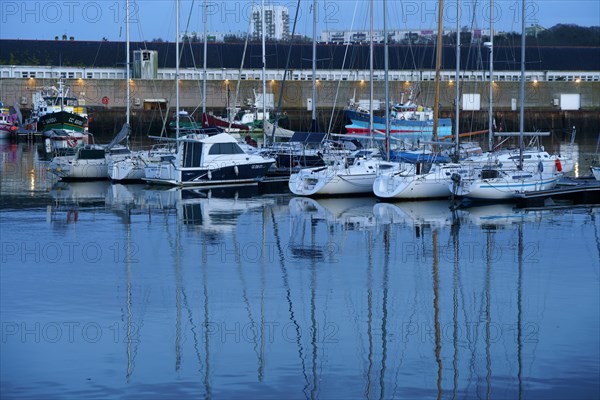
[232,225,263,381]
[268,206,310,392]
[181,0,206,118]
[229,1,255,133]
[460,0,483,134]
[326,1,360,135]
[270,0,302,144]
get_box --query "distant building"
[526,24,546,37]
[198,31,247,42]
[251,5,290,41]
[320,28,491,44]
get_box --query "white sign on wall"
[462,93,481,111]
[560,94,580,110]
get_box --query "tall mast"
[488,0,494,151]
[384,0,390,160]
[311,0,318,131]
[126,0,130,126]
[202,0,208,123]
[432,0,444,143]
[261,0,267,144]
[519,0,525,170]
[454,0,460,158]
[369,0,374,147]
[175,0,180,138]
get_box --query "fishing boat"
[0,103,18,139]
[28,80,92,152]
[345,90,453,144]
[29,80,88,134]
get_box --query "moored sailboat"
[449,0,562,201]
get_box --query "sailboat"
[48,123,131,179]
[372,0,462,200]
[288,0,398,196]
[449,0,562,201]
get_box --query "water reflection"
[1,143,599,399]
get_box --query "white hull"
[49,157,108,179]
[465,149,573,174]
[451,172,561,200]
[108,153,148,181]
[591,166,600,181]
[50,147,130,180]
[289,159,394,196]
[373,163,462,199]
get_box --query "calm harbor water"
[1,140,599,399]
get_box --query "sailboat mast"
[261,0,267,145]
[454,0,460,157]
[488,0,494,151]
[369,0,374,148]
[311,0,317,130]
[519,0,525,170]
[202,0,208,122]
[175,0,180,138]
[432,0,444,142]
[126,0,130,126]
[384,0,390,161]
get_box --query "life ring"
[400,116,405,120]
[555,158,562,172]
[67,139,77,148]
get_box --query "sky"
[0,0,599,42]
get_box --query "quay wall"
[2,78,599,137]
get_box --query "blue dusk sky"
[1,0,599,41]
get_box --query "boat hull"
[108,156,146,181]
[203,113,250,132]
[452,173,561,200]
[49,157,109,179]
[144,160,275,186]
[592,166,600,181]
[289,159,394,196]
[345,109,453,139]
[373,164,461,199]
[38,111,87,133]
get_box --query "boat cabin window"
[208,143,244,155]
[182,142,204,167]
[480,169,501,179]
[78,149,106,159]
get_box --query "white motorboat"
[143,132,275,186]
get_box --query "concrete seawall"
[3,78,599,138]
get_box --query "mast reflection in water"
[1,142,599,399]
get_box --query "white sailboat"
[289,0,396,196]
[449,0,562,201]
[372,0,459,200]
[48,124,131,179]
